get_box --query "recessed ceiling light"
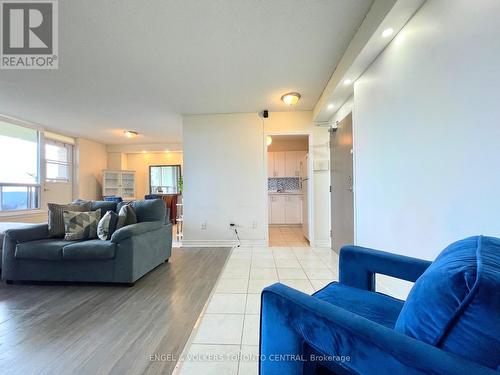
[281,92,301,106]
[327,103,334,110]
[124,130,138,138]
[165,150,169,153]
[142,150,147,154]
[382,28,394,38]
[343,79,352,86]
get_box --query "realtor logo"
[1,0,58,69]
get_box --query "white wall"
[353,0,500,262]
[182,111,330,247]
[76,138,107,200]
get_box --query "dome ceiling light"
[281,92,301,106]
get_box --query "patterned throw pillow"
[97,210,119,240]
[117,204,137,228]
[63,210,101,241]
[48,202,92,238]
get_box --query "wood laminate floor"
[0,247,231,375]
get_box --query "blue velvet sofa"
[1,199,172,286]
[260,236,500,375]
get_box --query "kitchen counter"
[268,191,302,195]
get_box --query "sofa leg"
[165,258,170,263]
[6,280,13,285]
[126,282,135,287]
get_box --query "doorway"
[266,134,311,247]
[330,113,354,251]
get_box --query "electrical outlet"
[201,221,207,230]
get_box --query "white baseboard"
[181,239,267,248]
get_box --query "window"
[45,140,72,182]
[0,121,40,211]
[150,165,181,194]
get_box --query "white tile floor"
[176,245,339,375]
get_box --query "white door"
[267,152,275,178]
[285,151,298,177]
[274,152,286,177]
[285,195,302,224]
[43,140,73,207]
[270,195,286,224]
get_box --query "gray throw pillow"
[97,210,119,240]
[63,210,101,241]
[117,204,137,228]
[48,202,92,238]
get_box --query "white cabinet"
[268,151,306,178]
[102,170,136,200]
[274,152,286,177]
[285,151,298,177]
[269,194,302,224]
[267,152,275,178]
[269,195,286,224]
[285,195,302,224]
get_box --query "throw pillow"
[97,210,119,240]
[48,202,91,238]
[117,204,137,228]
[63,210,101,241]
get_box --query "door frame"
[263,131,314,246]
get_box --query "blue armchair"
[260,236,500,375]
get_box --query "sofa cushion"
[117,204,137,228]
[62,240,116,260]
[48,202,91,238]
[15,239,79,261]
[395,236,500,369]
[91,200,118,213]
[313,282,404,328]
[97,210,119,240]
[63,210,101,241]
[131,199,165,222]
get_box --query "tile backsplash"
[268,177,300,191]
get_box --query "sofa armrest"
[111,221,168,243]
[4,223,49,243]
[339,245,431,291]
[260,283,496,375]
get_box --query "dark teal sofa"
[1,199,172,286]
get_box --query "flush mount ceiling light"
[281,92,301,106]
[266,136,273,146]
[124,130,138,138]
[327,103,335,110]
[382,28,394,38]
[343,79,352,86]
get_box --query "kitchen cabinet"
[274,152,286,177]
[269,195,286,224]
[269,194,302,224]
[285,194,302,224]
[267,152,275,178]
[268,151,306,178]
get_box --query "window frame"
[149,164,182,194]
[0,116,75,216]
[44,138,73,183]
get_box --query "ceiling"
[0,0,373,144]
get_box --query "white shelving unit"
[102,170,136,200]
